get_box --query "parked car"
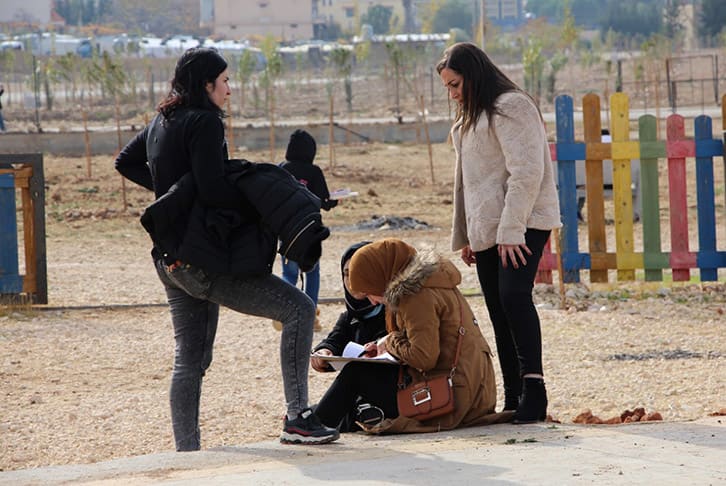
[137,36,166,58]
[12,33,92,58]
[161,35,200,54]
[0,40,23,51]
[204,38,265,70]
[75,38,93,58]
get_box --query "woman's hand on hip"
[498,243,532,269]
[461,245,476,266]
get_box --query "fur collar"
[384,250,439,308]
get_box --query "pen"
[357,350,368,358]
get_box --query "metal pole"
[480,0,487,48]
[32,56,42,133]
[471,0,477,44]
[430,66,435,108]
[713,54,719,104]
[665,58,672,106]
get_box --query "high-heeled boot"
[513,377,547,424]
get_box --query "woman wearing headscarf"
[313,238,510,434]
[310,241,388,430]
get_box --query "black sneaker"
[355,402,385,427]
[280,408,340,445]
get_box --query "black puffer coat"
[226,159,330,267]
[140,159,329,276]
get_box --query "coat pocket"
[167,264,213,299]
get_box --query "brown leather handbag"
[396,322,466,422]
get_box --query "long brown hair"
[436,42,526,134]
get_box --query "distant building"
[313,0,524,37]
[486,0,524,28]
[0,0,55,26]
[201,0,314,40]
[316,0,407,34]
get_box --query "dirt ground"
[0,141,725,472]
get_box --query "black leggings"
[314,362,399,430]
[475,229,551,379]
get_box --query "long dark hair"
[436,42,525,134]
[157,47,228,118]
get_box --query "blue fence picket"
[694,116,725,280]
[0,173,23,293]
[555,95,589,283]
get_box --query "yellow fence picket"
[609,93,640,280]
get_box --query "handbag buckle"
[411,386,432,406]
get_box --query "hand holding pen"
[358,341,378,358]
[358,335,388,358]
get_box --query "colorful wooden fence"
[0,154,48,304]
[537,93,726,284]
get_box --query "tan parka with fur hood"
[363,250,512,434]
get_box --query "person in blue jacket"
[274,129,338,331]
[0,84,6,132]
[114,47,338,450]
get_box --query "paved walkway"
[3,416,724,485]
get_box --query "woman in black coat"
[310,241,388,431]
[115,47,338,450]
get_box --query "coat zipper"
[281,218,316,257]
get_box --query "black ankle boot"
[504,395,520,412]
[502,373,522,412]
[513,377,547,424]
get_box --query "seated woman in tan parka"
[314,238,511,434]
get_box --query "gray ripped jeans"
[154,258,315,451]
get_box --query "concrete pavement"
[2,415,724,485]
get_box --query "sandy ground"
[1,142,724,472]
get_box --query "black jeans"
[475,229,551,387]
[314,362,400,430]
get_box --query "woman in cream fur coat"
[436,42,562,423]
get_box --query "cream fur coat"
[451,91,561,252]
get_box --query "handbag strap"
[398,294,468,386]
[448,295,467,378]
[449,331,465,378]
